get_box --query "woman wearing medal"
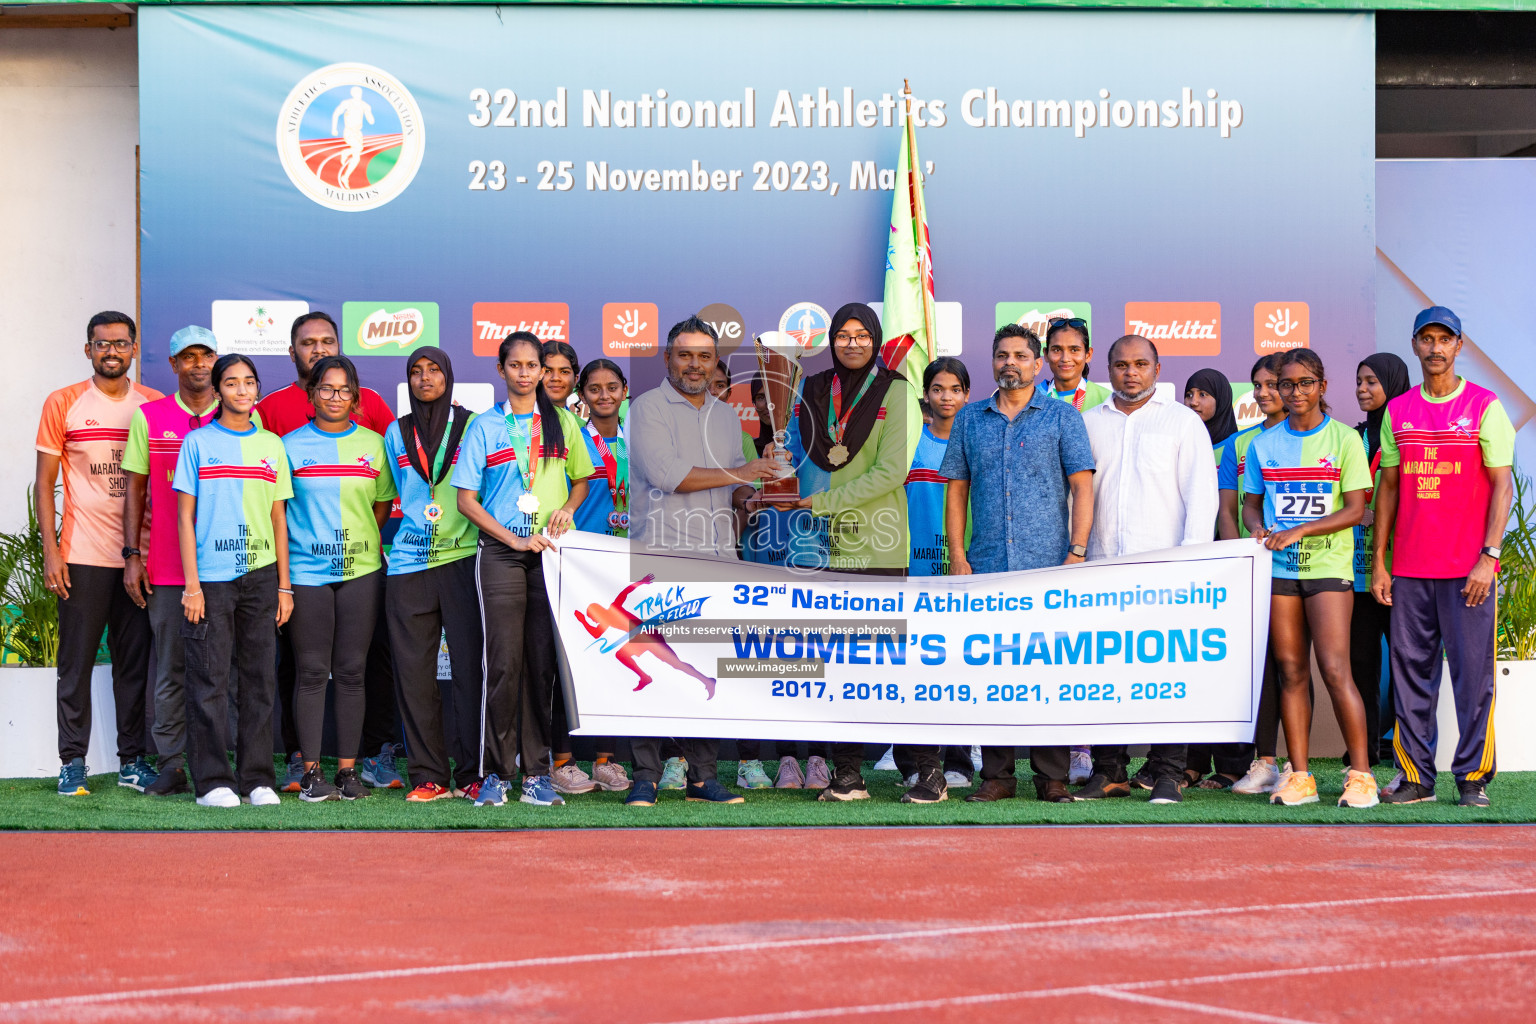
[383,345,486,803]
[453,332,593,809]
[783,303,937,804]
[548,357,633,796]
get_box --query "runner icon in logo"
[778,302,831,356]
[332,87,376,189]
[277,63,425,212]
[572,574,716,699]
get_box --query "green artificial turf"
[0,757,1529,830]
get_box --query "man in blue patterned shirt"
[939,324,1095,803]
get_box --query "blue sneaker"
[626,779,658,807]
[473,773,509,807]
[58,760,89,797]
[685,779,745,804]
[118,757,159,792]
[359,743,405,789]
[520,775,565,806]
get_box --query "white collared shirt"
[1082,387,1219,559]
[628,381,746,559]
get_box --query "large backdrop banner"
[546,535,1270,745]
[139,6,1375,419]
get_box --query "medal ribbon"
[587,422,628,511]
[503,408,542,492]
[411,422,454,480]
[826,371,879,446]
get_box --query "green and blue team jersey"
[173,420,294,582]
[1241,415,1371,582]
[451,402,593,537]
[572,422,628,537]
[383,414,479,576]
[906,425,954,576]
[1219,422,1270,539]
[282,422,396,586]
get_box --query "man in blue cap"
[1371,306,1515,807]
[122,325,222,795]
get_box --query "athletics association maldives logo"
[778,302,831,356]
[277,63,425,213]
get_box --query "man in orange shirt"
[36,311,163,796]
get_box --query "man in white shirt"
[1073,334,1219,806]
[624,316,781,806]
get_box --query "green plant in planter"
[1497,468,1536,662]
[0,488,60,668]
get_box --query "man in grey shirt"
[624,315,780,806]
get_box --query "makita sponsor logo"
[472,302,570,356]
[1122,301,1221,355]
[1127,318,1217,341]
[475,319,567,342]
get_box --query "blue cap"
[169,325,219,356]
[1412,306,1462,338]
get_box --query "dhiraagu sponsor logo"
[995,302,1092,341]
[342,301,440,355]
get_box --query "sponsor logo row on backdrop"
[212,299,1311,363]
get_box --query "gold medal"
[423,500,443,523]
[828,443,849,467]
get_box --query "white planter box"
[0,665,123,778]
[1435,660,1536,773]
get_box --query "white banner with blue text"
[545,534,1271,745]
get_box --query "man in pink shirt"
[1372,306,1516,808]
[35,311,163,796]
[122,325,221,795]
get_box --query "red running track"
[2,827,1534,1023]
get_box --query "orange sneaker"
[1269,770,1319,806]
[1338,769,1380,809]
[406,781,454,803]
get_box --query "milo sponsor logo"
[343,301,440,355]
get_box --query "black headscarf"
[1185,367,1238,446]
[400,345,458,484]
[1356,352,1412,460]
[796,303,904,473]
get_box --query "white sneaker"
[1383,770,1405,796]
[970,744,983,772]
[197,786,240,808]
[1068,748,1093,785]
[1231,759,1280,795]
[944,770,973,788]
[873,746,898,772]
[248,786,280,807]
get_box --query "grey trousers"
[146,584,188,764]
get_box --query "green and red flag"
[879,84,936,386]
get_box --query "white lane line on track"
[1088,988,1323,1024]
[3,886,1534,1012]
[647,947,1536,1024]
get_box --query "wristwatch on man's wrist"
[1069,544,1088,558]
[1482,545,1502,561]
[121,547,142,559]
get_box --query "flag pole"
[903,79,937,365]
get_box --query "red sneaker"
[406,781,453,803]
[460,781,482,802]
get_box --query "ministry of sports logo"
[277,63,425,212]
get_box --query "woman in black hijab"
[1350,351,1412,767]
[1184,367,1239,448]
[1355,352,1411,461]
[789,303,940,804]
[382,345,485,801]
